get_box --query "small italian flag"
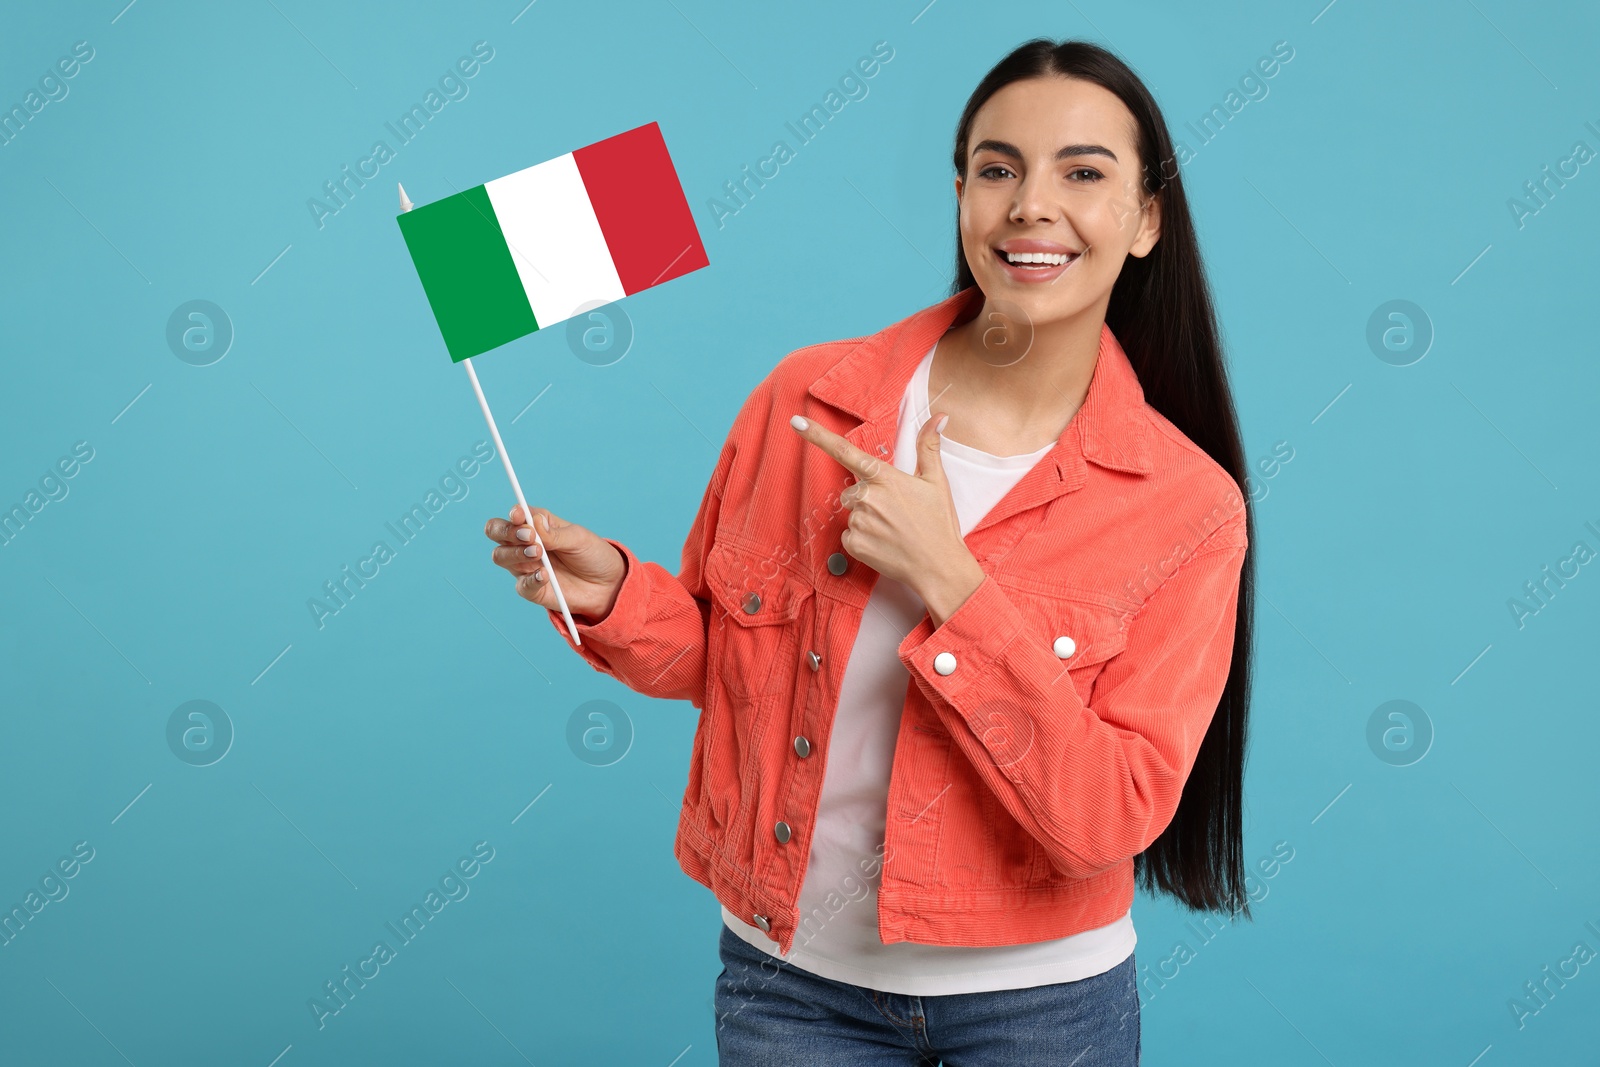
[397,121,708,362]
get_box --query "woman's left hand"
[790,413,988,626]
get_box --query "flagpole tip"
[397,183,413,212]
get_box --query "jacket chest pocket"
[1003,581,1131,697]
[704,541,813,703]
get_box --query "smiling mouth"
[995,249,1081,269]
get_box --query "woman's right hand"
[485,505,627,624]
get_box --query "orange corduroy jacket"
[548,286,1249,954]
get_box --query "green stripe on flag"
[397,185,539,362]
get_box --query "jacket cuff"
[544,539,647,654]
[898,575,1026,697]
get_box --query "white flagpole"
[400,183,582,645]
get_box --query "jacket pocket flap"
[1004,585,1130,668]
[705,540,811,627]
[1053,601,1129,667]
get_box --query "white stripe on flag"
[485,154,625,327]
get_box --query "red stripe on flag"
[573,122,709,296]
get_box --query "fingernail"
[523,545,538,557]
[533,568,544,582]
[936,414,949,433]
[539,514,550,531]
[790,415,809,431]
[516,527,532,542]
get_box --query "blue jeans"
[713,924,1141,1065]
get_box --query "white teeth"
[1003,251,1076,266]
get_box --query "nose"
[1010,168,1058,225]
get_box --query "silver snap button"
[752,913,771,933]
[774,820,792,844]
[876,443,889,456]
[793,735,811,758]
[741,592,762,615]
[1053,635,1077,659]
[827,552,848,576]
[806,650,821,671]
[933,651,958,676]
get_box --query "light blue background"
[2,1,1597,1063]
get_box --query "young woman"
[486,38,1255,1066]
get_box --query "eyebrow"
[970,138,1119,164]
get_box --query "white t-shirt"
[721,343,1136,995]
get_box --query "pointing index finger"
[790,415,880,480]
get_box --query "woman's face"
[957,75,1161,330]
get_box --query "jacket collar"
[808,286,1154,479]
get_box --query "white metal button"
[774,820,792,843]
[1053,635,1077,659]
[752,913,771,932]
[933,652,957,676]
[827,552,849,576]
[793,736,811,758]
[806,650,821,671]
[741,592,761,615]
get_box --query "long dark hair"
[951,39,1258,919]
